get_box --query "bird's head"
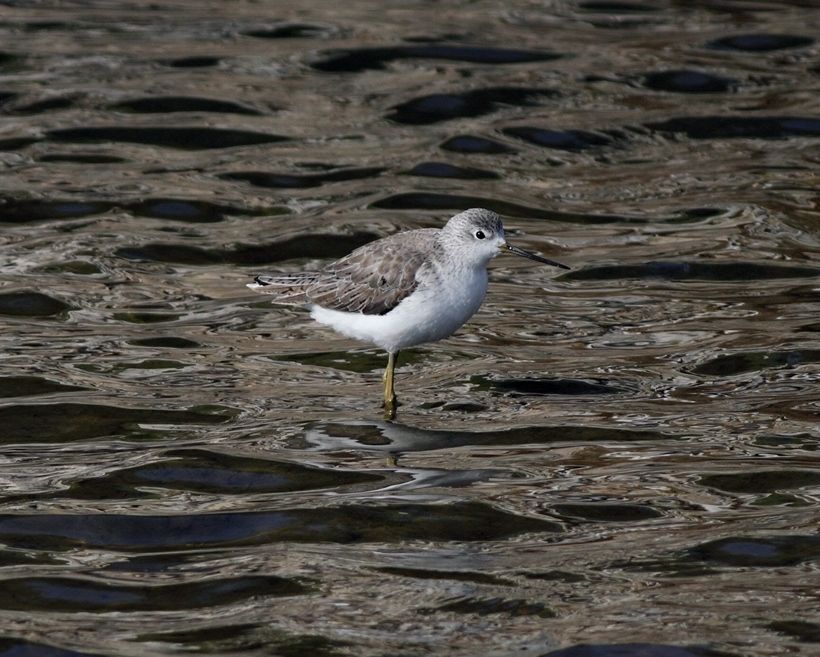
[441,208,569,270]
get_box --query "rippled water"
[1,2,819,656]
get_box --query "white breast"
[310,263,489,353]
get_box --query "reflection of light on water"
[0,1,818,653]
[587,330,716,349]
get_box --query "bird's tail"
[247,273,318,305]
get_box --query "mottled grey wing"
[249,273,319,305]
[305,229,437,315]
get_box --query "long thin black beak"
[505,243,570,269]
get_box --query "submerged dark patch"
[387,87,556,125]
[440,135,516,154]
[503,126,612,150]
[643,70,736,93]
[244,24,330,39]
[165,56,220,68]
[475,377,619,396]
[110,96,263,115]
[0,292,71,317]
[647,116,820,139]
[708,34,814,52]
[220,167,383,189]
[0,199,112,223]
[0,501,559,551]
[0,376,87,398]
[116,232,379,265]
[47,127,289,150]
[47,448,384,499]
[403,162,500,179]
[688,535,820,567]
[0,403,230,443]
[564,261,820,281]
[0,575,310,612]
[5,96,77,114]
[371,193,715,225]
[692,350,820,376]
[125,198,260,222]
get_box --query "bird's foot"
[383,395,398,421]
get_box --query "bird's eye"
[475,230,486,240]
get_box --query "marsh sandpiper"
[248,208,568,419]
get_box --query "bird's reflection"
[305,419,523,476]
[303,418,669,467]
[305,418,489,455]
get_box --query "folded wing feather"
[252,229,438,316]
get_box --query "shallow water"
[1,1,819,656]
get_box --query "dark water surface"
[1,1,819,656]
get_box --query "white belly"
[309,265,488,353]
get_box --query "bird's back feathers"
[249,228,439,315]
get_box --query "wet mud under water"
[0,1,819,656]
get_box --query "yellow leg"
[382,351,398,420]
